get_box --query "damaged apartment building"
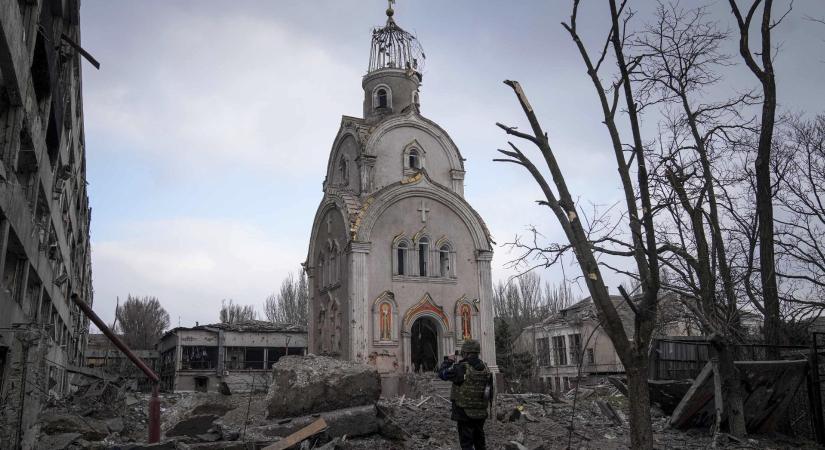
[0,0,94,447]
[158,321,307,394]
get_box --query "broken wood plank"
[262,417,327,450]
[415,396,431,407]
[398,394,406,406]
[670,359,808,433]
[596,400,623,426]
[436,394,451,404]
[669,361,714,429]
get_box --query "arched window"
[439,243,451,277]
[330,251,337,285]
[338,158,349,186]
[318,254,326,287]
[396,241,408,275]
[408,149,420,170]
[418,237,429,277]
[377,88,388,109]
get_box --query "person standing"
[437,339,492,450]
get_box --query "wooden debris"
[595,400,623,426]
[262,417,327,450]
[415,396,431,407]
[398,394,406,406]
[670,359,808,433]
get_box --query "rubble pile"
[265,355,381,419]
[21,365,825,449]
[25,379,155,449]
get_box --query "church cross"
[417,200,430,223]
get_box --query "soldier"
[437,339,493,450]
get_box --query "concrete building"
[0,1,94,447]
[305,5,497,388]
[520,293,694,393]
[157,321,307,393]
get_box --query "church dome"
[367,4,425,76]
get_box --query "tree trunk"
[626,362,654,450]
[716,343,747,437]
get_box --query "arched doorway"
[410,316,439,372]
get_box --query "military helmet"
[461,339,481,354]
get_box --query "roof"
[542,295,628,324]
[160,320,307,340]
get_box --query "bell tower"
[362,1,424,122]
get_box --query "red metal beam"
[70,293,161,442]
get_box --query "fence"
[651,337,823,443]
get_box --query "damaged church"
[306,5,497,395]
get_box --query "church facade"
[306,6,497,379]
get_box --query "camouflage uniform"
[437,339,492,450]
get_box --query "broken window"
[244,348,264,370]
[552,335,567,366]
[181,346,218,370]
[408,148,420,169]
[225,346,245,370]
[194,376,208,392]
[537,337,551,367]
[568,333,582,365]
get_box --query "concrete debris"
[165,414,218,437]
[247,405,378,442]
[34,432,81,450]
[18,369,821,449]
[37,413,110,441]
[265,355,380,419]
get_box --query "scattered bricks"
[265,355,380,419]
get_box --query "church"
[306,4,497,382]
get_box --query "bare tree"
[219,299,257,324]
[498,0,676,442]
[116,295,170,350]
[264,271,309,325]
[633,3,754,436]
[494,1,664,445]
[543,280,574,314]
[776,115,825,308]
[493,272,570,337]
[728,0,786,354]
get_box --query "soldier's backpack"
[455,361,492,419]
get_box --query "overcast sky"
[78,1,824,328]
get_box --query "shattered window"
[180,346,218,370]
[537,337,551,367]
[552,335,567,366]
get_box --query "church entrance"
[410,317,439,372]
